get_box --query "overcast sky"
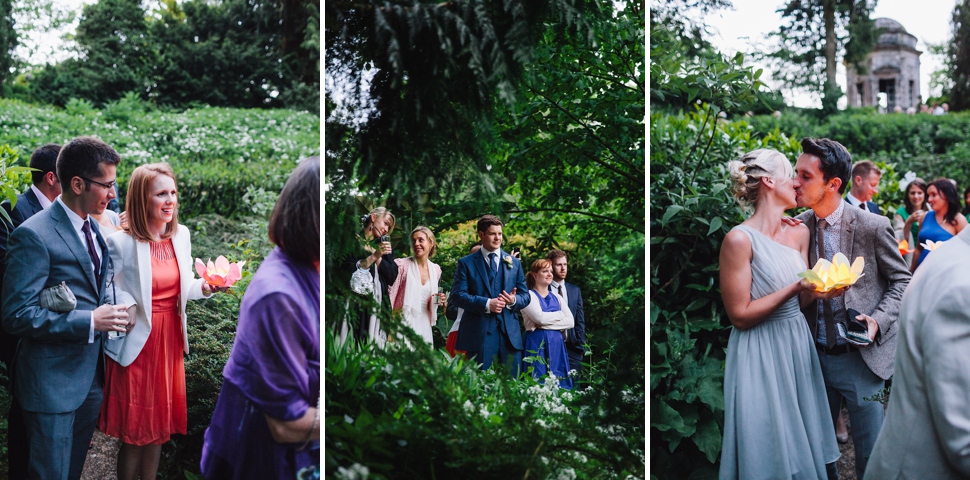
[704,0,958,108]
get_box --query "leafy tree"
[942,0,970,112]
[762,0,879,114]
[0,0,15,89]
[26,0,319,111]
[325,0,592,214]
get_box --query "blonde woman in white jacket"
[98,163,227,480]
[520,258,574,389]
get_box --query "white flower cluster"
[552,467,577,480]
[334,463,370,480]
[526,374,569,416]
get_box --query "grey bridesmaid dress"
[718,225,840,480]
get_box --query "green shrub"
[325,326,643,480]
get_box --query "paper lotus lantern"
[798,253,865,292]
[898,239,915,256]
[195,256,245,287]
[921,240,944,251]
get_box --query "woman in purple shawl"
[201,157,320,479]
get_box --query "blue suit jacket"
[450,249,530,352]
[562,282,586,350]
[0,189,46,365]
[1,201,109,413]
[845,197,879,215]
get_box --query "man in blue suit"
[0,143,62,479]
[845,160,881,214]
[2,137,131,480]
[451,215,530,375]
[546,249,586,378]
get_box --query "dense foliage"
[0,97,318,218]
[22,0,319,112]
[326,327,643,480]
[327,0,644,476]
[744,110,970,196]
[940,0,970,112]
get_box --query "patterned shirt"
[815,201,848,347]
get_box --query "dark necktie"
[859,202,866,210]
[817,219,837,348]
[558,284,563,296]
[489,253,497,274]
[82,221,102,286]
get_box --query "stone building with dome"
[845,18,922,110]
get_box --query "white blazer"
[104,224,209,367]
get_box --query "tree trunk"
[824,0,837,86]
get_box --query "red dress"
[99,239,187,445]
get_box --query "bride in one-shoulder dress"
[718,150,841,480]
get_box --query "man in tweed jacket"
[793,137,911,479]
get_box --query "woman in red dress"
[99,163,228,480]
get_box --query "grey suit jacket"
[865,226,970,479]
[1,201,108,413]
[796,206,911,380]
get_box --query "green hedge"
[742,110,970,213]
[0,98,318,219]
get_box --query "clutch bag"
[40,281,77,313]
[350,267,374,296]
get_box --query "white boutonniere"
[503,255,513,269]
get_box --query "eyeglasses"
[78,176,116,190]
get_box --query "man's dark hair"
[269,156,320,265]
[801,137,852,194]
[545,249,568,262]
[56,136,121,187]
[30,144,61,185]
[477,215,503,234]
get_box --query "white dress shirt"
[55,197,103,343]
[479,246,515,312]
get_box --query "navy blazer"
[845,197,879,215]
[0,189,45,279]
[0,189,46,366]
[450,249,530,352]
[561,282,586,350]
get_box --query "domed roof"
[874,18,906,34]
[874,18,918,50]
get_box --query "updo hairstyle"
[727,149,792,209]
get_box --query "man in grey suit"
[864,225,970,479]
[0,143,62,480]
[793,137,911,479]
[2,137,130,480]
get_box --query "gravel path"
[836,406,857,480]
[80,431,119,480]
